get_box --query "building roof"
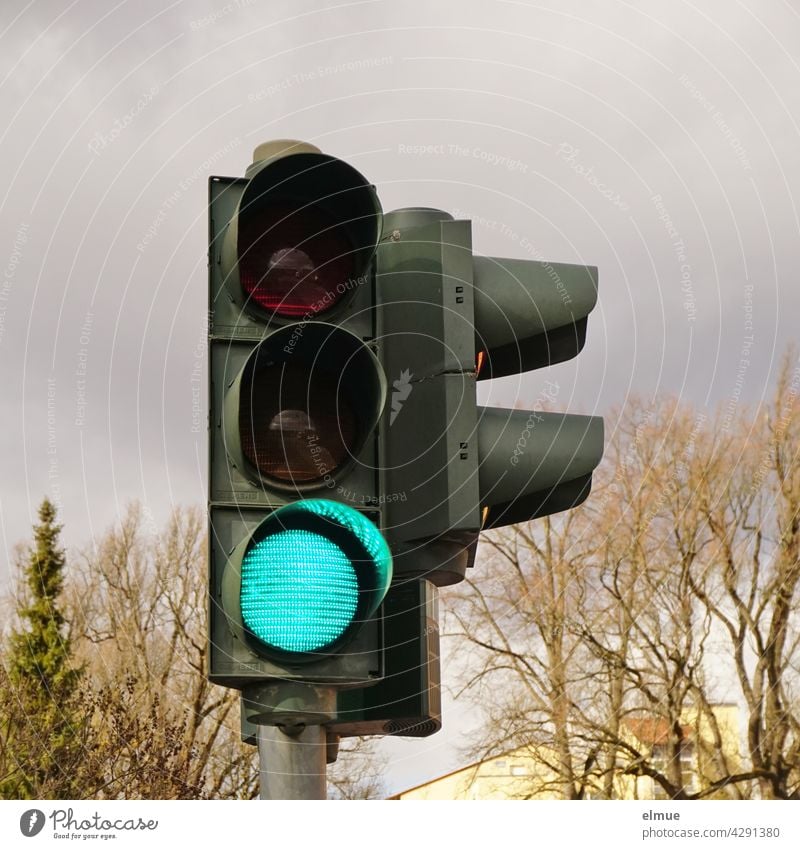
[623,717,692,746]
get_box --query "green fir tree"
[0,499,84,799]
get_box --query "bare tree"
[447,508,601,799]
[66,504,257,799]
[687,352,800,799]
[448,356,800,799]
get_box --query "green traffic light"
[241,529,359,653]
[239,499,392,658]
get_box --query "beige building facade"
[392,704,742,800]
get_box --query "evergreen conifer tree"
[0,499,83,798]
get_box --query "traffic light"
[208,141,393,702]
[208,140,603,740]
[376,209,604,587]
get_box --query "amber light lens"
[238,200,356,318]
[239,361,357,484]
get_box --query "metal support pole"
[257,723,328,800]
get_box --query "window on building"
[650,742,696,799]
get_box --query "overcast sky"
[1,0,799,794]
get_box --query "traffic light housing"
[208,140,603,737]
[332,578,441,738]
[376,209,603,587]
[208,141,392,696]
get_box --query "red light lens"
[238,201,356,318]
[239,361,357,484]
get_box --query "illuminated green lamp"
[238,500,392,662]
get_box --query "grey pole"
[258,723,328,800]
